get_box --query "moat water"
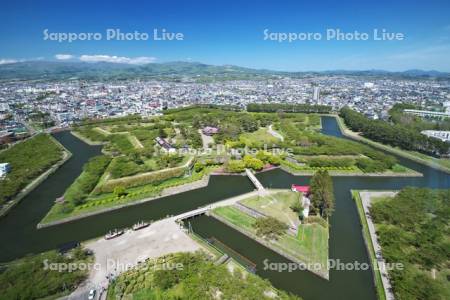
[1,117,448,300]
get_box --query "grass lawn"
[213,192,329,277]
[40,166,217,224]
[280,223,328,269]
[239,128,279,147]
[213,206,256,231]
[93,126,111,135]
[240,191,300,227]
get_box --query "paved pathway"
[71,218,201,299]
[360,191,397,300]
[198,129,214,151]
[245,169,267,195]
[268,125,284,141]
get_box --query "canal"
[0,117,448,300]
[189,117,450,300]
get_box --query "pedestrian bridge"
[245,169,267,194]
[173,190,261,221]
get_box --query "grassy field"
[239,128,280,147]
[241,191,300,227]
[281,157,419,176]
[212,191,329,276]
[213,206,256,230]
[351,190,387,300]
[40,166,217,224]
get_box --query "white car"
[88,289,96,300]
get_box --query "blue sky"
[1,0,449,71]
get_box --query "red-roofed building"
[291,185,310,194]
[291,184,311,218]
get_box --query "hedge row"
[97,158,195,193]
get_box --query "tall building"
[313,86,321,104]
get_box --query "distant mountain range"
[0,61,449,81]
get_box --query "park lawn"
[93,126,111,136]
[213,203,329,277]
[96,128,143,151]
[126,133,144,149]
[239,128,279,147]
[41,166,217,224]
[304,114,322,130]
[279,223,328,269]
[107,134,137,154]
[240,191,300,227]
[213,206,256,231]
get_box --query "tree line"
[247,103,332,113]
[340,107,450,155]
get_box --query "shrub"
[225,160,246,173]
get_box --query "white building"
[0,163,11,178]
[364,82,374,89]
[421,130,450,142]
[404,109,450,119]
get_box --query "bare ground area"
[69,218,201,299]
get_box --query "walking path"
[198,129,214,150]
[245,168,267,195]
[359,191,397,300]
[268,125,284,141]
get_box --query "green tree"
[309,170,334,218]
[243,155,264,171]
[226,160,246,173]
[253,217,288,240]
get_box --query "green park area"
[340,104,450,172]
[212,189,329,278]
[354,188,450,300]
[0,247,92,300]
[0,134,65,210]
[42,105,415,224]
[107,252,300,300]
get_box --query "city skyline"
[1,0,450,71]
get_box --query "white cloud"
[55,54,74,60]
[79,55,156,65]
[0,59,18,65]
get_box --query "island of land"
[352,188,450,300]
[0,133,70,217]
[40,105,420,226]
